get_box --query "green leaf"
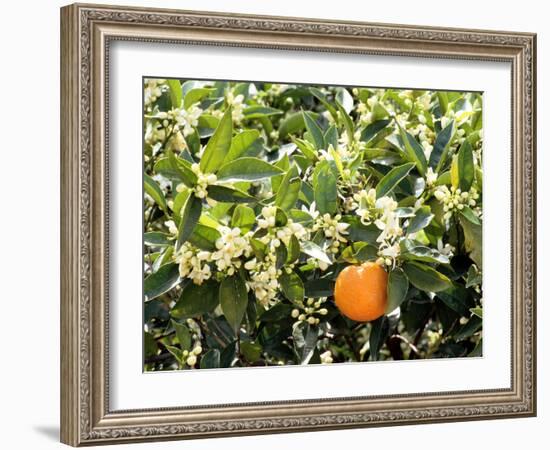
[167,79,182,108]
[200,349,221,369]
[165,345,184,366]
[324,125,339,149]
[144,263,180,301]
[335,99,355,144]
[457,140,474,191]
[217,157,283,182]
[279,270,305,304]
[376,162,415,198]
[301,241,332,265]
[466,265,482,288]
[303,278,335,298]
[260,303,293,322]
[188,224,220,251]
[275,243,288,270]
[369,316,389,361]
[286,235,301,264]
[402,261,452,292]
[431,120,455,170]
[396,122,427,176]
[437,284,470,316]
[171,319,191,351]
[275,165,301,210]
[302,111,325,150]
[219,341,237,368]
[168,152,198,187]
[309,87,338,122]
[454,316,482,341]
[200,107,233,174]
[243,106,283,119]
[171,280,219,318]
[144,232,171,247]
[407,206,434,234]
[385,268,409,313]
[279,112,306,138]
[313,162,338,214]
[470,307,483,318]
[231,205,256,233]
[219,275,248,334]
[240,341,262,362]
[459,215,482,268]
[144,174,168,212]
[459,206,481,225]
[437,92,449,115]
[207,185,255,203]
[224,129,261,163]
[401,244,450,264]
[292,137,317,161]
[183,87,213,109]
[360,119,392,146]
[172,188,191,219]
[345,217,380,244]
[144,332,158,358]
[176,195,202,250]
[153,157,196,186]
[293,322,318,364]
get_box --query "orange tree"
[143,79,483,370]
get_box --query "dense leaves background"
[143,79,483,370]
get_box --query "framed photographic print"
[60,3,537,446]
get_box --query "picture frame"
[60,2,537,446]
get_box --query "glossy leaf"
[403,261,452,292]
[385,268,409,313]
[144,263,180,301]
[200,107,233,174]
[217,157,283,182]
[376,162,415,197]
[219,275,248,334]
[171,280,219,318]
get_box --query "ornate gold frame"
[60,3,536,446]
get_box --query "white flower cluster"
[175,103,203,137]
[244,253,280,307]
[310,210,350,255]
[144,78,166,108]
[226,91,245,124]
[258,206,309,246]
[320,350,334,364]
[410,122,435,158]
[352,188,377,225]
[179,344,203,367]
[144,120,166,147]
[246,206,309,306]
[175,225,253,285]
[183,318,203,367]
[290,297,328,326]
[433,185,480,223]
[211,226,252,275]
[350,190,404,268]
[356,101,371,125]
[426,167,438,186]
[175,243,213,285]
[374,197,403,268]
[186,163,217,199]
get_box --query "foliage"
[143,78,483,370]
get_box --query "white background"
[111,42,511,409]
[0,0,546,449]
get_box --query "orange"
[334,262,388,322]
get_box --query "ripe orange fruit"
[334,262,388,322]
